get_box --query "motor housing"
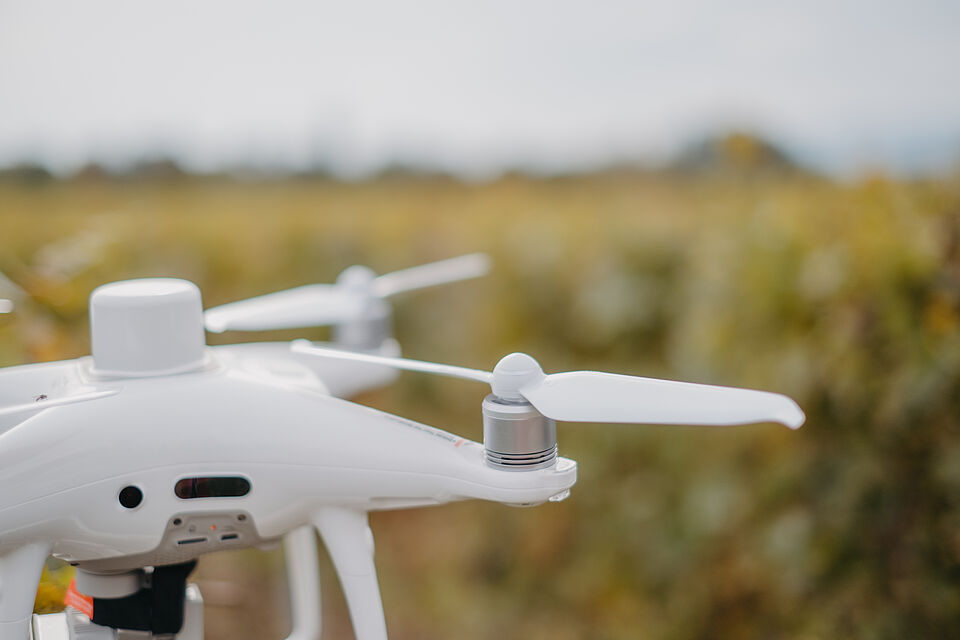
[482,395,557,471]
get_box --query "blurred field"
[3,167,960,639]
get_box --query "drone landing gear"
[23,512,383,640]
[0,543,51,639]
[283,526,322,640]
[314,508,387,640]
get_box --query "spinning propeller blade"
[204,253,490,333]
[373,253,491,298]
[291,343,805,429]
[205,285,363,333]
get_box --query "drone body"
[0,265,803,640]
[0,354,576,560]
[0,353,574,640]
[0,276,571,640]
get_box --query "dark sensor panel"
[174,476,251,499]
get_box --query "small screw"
[237,514,246,521]
[173,518,182,526]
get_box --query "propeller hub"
[332,298,393,350]
[491,353,544,401]
[332,265,390,349]
[336,265,377,295]
[91,278,206,377]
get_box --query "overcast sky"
[1,0,959,177]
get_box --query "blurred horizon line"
[3,129,958,184]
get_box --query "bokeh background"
[3,1,960,638]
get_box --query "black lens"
[119,485,143,509]
[175,476,250,499]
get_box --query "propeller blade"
[291,340,493,384]
[205,254,490,333]
[519,372,805,429]
[0,388,120,418]
[293,344,804,429]
[373,253,491,298]
[204,285,365,333]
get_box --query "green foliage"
[2,169,959,639]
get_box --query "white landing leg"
[313,509,387,640]
[282,526,322,640]
[0,543,51,640]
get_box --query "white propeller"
[204,253,491,333]
[290,341,806,429]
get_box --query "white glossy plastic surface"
[283,526,322,640]
[0,543,50,638]
[521,370,806,428]
[0,361,576,552]
[0,360,120,435]
[0,343,575,640]
[90,279,206,377]
[314,508,386,640]
[31,612,73,640]
[214,340,400,399]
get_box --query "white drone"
[0,258,804,640]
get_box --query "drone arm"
[313,508,387,640]
[0,542,51,639]
[283,526,322,640]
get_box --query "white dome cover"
[90,278,206,377]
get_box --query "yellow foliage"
[5,169,959,639]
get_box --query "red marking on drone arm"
[65,579,94,618]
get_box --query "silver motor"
[482,395,557,471]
